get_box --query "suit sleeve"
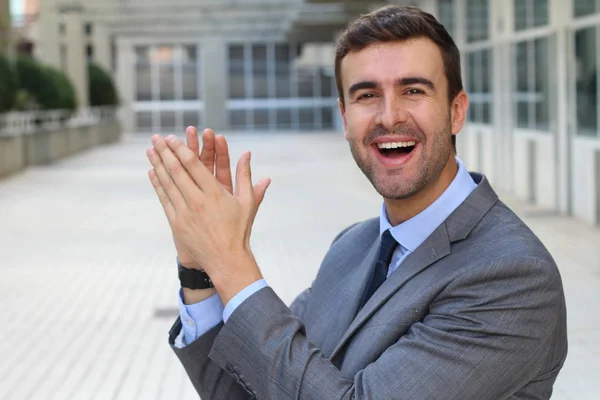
[206,256,566,400]
[167,222,360,399]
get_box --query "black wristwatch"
[177,258,214,290]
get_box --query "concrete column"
[92,22,112,73]
[0,0,10,53]
[62,5,88,108]
[115,37,134,133]
[491,0,514,193]
[551,0,573,215]
[417,0,438,15]
[36,0,61,68]
[201,38,227,131]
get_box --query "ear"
[450,90,469,136]
[338,98,349,140]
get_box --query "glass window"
[158,64,175,101]
[276,109,292,129]
[514,42,529,128]
[533,0,549,27]
[514,1,528,31]
[534,38,550,130]
[252,45,268,99]
[512,37,551,131]
[466,0,489,43]
[275,44,292,98]
[135,46,152,101]
[182,45,198,100]
[319,69,333,98]
[298,69,315,98]
[466,49,493,124]
[575,27,598,136]
[136,112,153,131]
[159,111,176,132]
[183,111,199,129]
[322,107,334,129]
[86,44,94,61]
[254,109,270,129]
[229,110,248,130]
[299,108,315,129]
[438,0,455,38]
[514,0,548,31]
[574,0,597,17]
[155,46,175,101]
[225,42,337,131]
[228,45,246,99]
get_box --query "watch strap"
[177,258,214,290]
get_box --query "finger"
[161,134,218,195]
[152,135,204,206]
[147,145,187,213]
[148,168,176,222]
[199,129,216,174]
[234,151,254,201]
[186,126,200,156]
[215,135,233,194]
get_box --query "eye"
[357,93,376,100]
[406,88,425,95]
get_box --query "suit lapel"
[329,172,499,360]
[330,223,451,359]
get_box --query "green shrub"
[46,66,77,111]
[0,54,18,112]
[14,55,78,111]
[88,62,119,106]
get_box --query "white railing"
[0,107,119,137]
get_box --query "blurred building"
[18,0,600,228]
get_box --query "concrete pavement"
[0,131,598,399]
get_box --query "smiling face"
[339,37,467,202]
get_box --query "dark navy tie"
[358,229,398,311]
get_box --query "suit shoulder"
[467,200,558,269]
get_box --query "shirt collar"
[379,157,477,252]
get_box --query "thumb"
[248,177,271,228]
[253,177,271,209]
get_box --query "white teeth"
[377,141,416,149]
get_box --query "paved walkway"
[0,131,598,400]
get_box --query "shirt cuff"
[223,279,268,323]
[178,288,224,346]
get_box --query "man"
[146,5,567,399]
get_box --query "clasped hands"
[146,127,271,305]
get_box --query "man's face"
[339,38,466,200]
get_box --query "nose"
[376,94,409,132]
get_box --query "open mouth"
[375,140,417,159]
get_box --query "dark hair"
[334,5,463,148]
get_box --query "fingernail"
[166,135,177,143]
[146,149,154,158]
[151,134,160,144]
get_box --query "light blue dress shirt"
[175,157,477,348]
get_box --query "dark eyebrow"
[397,77,435,90]
[348,81,379,97]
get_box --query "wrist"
[210,252,263,305]
[182,287,217,305]
[177,256,202,270]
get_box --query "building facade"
[22,0,600,228]
[433,0,600,229]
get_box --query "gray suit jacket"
[169,173,568,400]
